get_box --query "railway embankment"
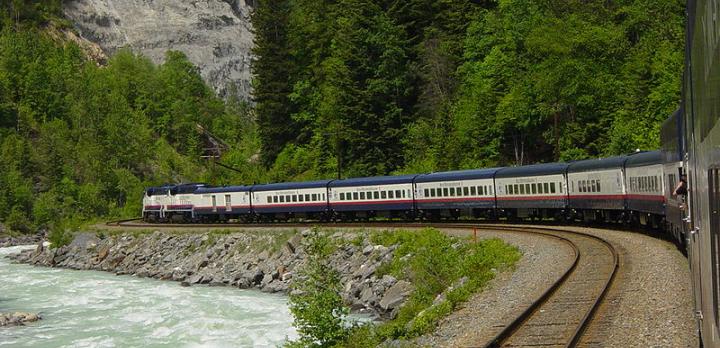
[8,229,416,318]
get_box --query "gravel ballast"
[414,225,697,347]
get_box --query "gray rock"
[187,274,204,284]
[62,0,255,100]
[362,245,374,255]
[0,312,41,327]
[379,280,413,311]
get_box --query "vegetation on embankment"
[287,228,521,347]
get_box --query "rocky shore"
[0,231,45,248]
[0,312,41,327]
[8,230,412,318]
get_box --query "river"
[0,245,297,347]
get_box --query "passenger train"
[142,0,719,345]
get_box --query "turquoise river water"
[0,245,297,347]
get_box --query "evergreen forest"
[0,0,685,234]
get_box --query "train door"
[225,194,231,212]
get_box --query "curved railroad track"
[105,220,619,347]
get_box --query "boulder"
[379,280,413,311]
[0,312,41,327]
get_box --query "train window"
[323,193,326,200]
[284,195,290,202]
[360,192,365,200]
[456,187,462,196]
[306,194,311,201]
[340,193,345,200]
[463,187,469,196]
[311,194,317,201]
[279,196,285,203]
[597,181,601,192]
[299,194,304,202]
[442,188,447,196]
[423,189,429,197]
[396,190,402,198]
[531,184,536,194]
[403,190,408,198]
[524,184,530,194]
[550,182,556,193]
[292,195,298,202]
[559,182,563,193]
[448,187,454,196]
[518,184,524,195]
[267,196,272,203]
[373,191,379,199]
[388,190,394,199]
[273,196,278,203]
[709,168,720,327]
[470,186,477,196]
[381,191,387,199]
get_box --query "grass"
[343,228,521,345]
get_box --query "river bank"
[8,229,412,318]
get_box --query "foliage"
[287,229,350,347]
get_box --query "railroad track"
[478,226,618,348]
[105,220,619,347]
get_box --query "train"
[142,148,680,237]
[142,0,719,344]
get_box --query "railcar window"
[267,196,272,203]
[273,196,278,203]
[424,189,429,197]
[559,182,563,193]
[312,194,318,201]
[299,194,304,202]
[531,184,536,194]
[456,187,462,196]
[470,186,477,196]
[322,193,326,200]
[306,194,311,201]
[463,187,469,196]
[597,181,601,192]
[373,191,379,199]
[390,190,395,199]
[449,187,456,196]
[405,190,409,198]
[280,196,285,203]
[709,168,720,327]
[395,190,402,198]
[550,182,556,193]
[441,188,447,196]
[519,184,525,195]
[340,193,345,200]
[292,195,297,202]
[381,191,387,199]
[360,192,365,200]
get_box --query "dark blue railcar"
[414,168,500,219]
[329,175,418,219]
[251,180,332,219]
[494,163,569,219]
[624,150,665,217]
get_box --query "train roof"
[169,183,209,194]
[567,156,628,173]
[625,150,662,168]
[145,185,174,196]
[251,180,333,191]
[495,162,569,178]
[195,185,252,193]
[415,168,502,183]
[329,174,420,187]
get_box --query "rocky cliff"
[63,0,255,100]
[8,230,413,319]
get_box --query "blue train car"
[567,156,627,222]
[328,175,418,220]
[414,168,500,220]
[251,180,332,221]
[624,151,665,226]
[495,163,569,219]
